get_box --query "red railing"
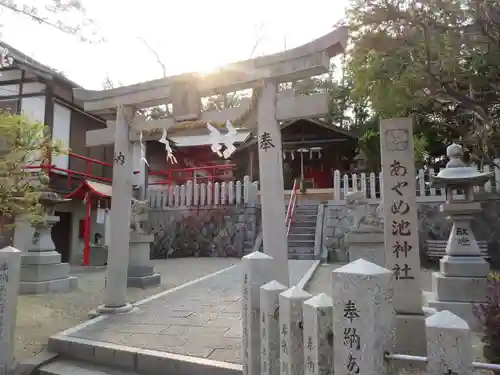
[285,179,299,236]
[25,152,235,189]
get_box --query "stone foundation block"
[21,251,61,265]
[127,273,162,288]
[20,276,77,294]
[432,272,487,302]
[440,256,490,278]
[20,263,70,282]
[395,313,427,356]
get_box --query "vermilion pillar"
[82,192,91,266]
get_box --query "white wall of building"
[51,103,71,172]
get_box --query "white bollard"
[260,280,287,375]
[0,247,21,375]
[332,259,396,375]
[279,286,312,375]
[303,293,334,375]
[242,251,274,375]
[426,310,473,375]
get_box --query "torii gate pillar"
[95,104,135,314]
[257,81,289,286]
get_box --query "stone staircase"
[287,203,318,260]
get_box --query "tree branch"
[137,37,167,78]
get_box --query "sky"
[0,0,348,90]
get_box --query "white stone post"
[186,180,193,206]
[260,280,287,375]
[236,180,243,205]
[100,104,134,313]
[379,117,425,355]
[242,252,274,375]
[425,310,473,375]
[303,293,333,375]
[257,80,289,286]
[332,259,396,375]
[0,247,21,375]
[279,286,312,375]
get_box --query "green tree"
[0,112,63,239]
[346,0,500,162]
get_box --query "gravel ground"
[306,263,494,375]
[14,257,238,362]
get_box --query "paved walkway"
[57,260,315,364]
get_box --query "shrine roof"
[232,118,357,153]
[64,180,112,200]
[0,41,82,88]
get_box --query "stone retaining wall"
[146,205,260,259]
[323,195,500,263]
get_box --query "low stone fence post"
[332,258,396,375]
[0,247,22,375]
[279,286,312,375]
[426,310,473,375]
[303,293,334,375]
[260,280,287,375]
[242,251,274,375]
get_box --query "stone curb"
[296,260,321,291]
[48,335,242,375]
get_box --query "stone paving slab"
[55,260,315,365]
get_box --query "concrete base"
[20,276,78,294]
[127,233,159,288]
[432,272,487,302]
[395,313,427,356]
[127,273,162,288]
[440,255,490,277]
[19,250,78,294]
[345,229,385,267]
[428,298,481,332]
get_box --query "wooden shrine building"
[231,118,357,189]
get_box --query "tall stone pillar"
[380,118,426,355]
[96,104,134,314]
[257,81,289,286]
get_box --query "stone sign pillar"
[379,117,426,355]
[303,293,333,375]
[242,251,274,375]
[0,247,21,375]
[426,310,473,375]
[257,81,289,286]
[98,104,135,314]
[332,259,395,375]
[260,280,287,375]
[279,286,312,375]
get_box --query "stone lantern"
[20,189,77,294]
[353,149,368,173]
[427,143,492,330]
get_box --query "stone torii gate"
[75,27,348,314]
